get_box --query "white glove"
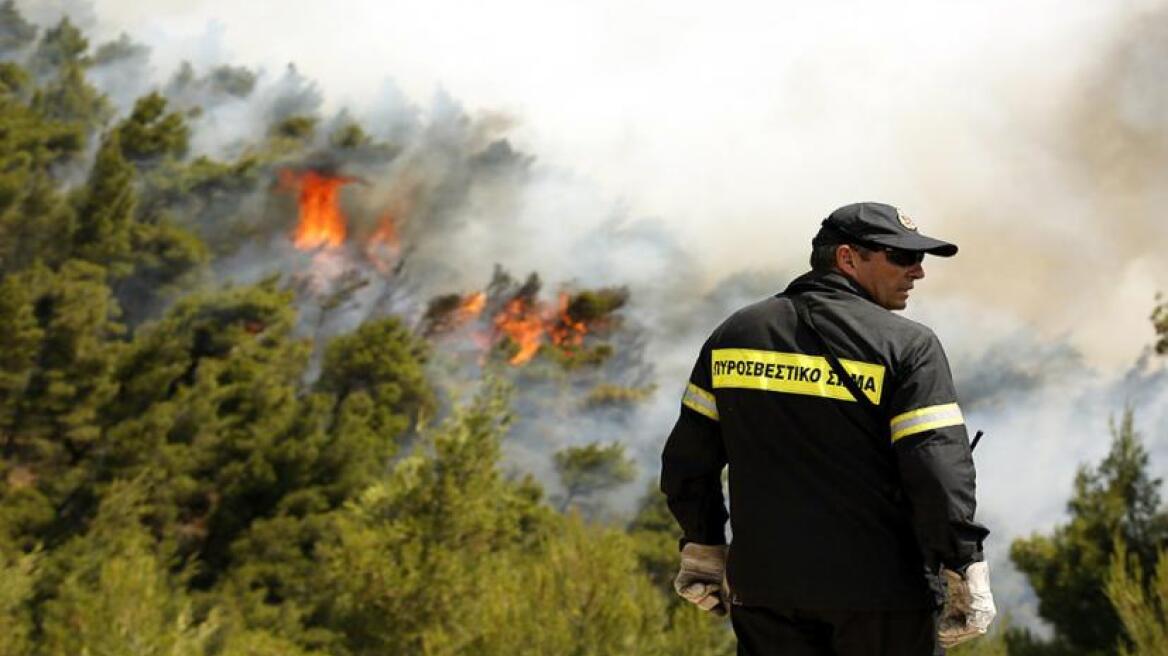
[937,561,997,648]
[673,543,729,616]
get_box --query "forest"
[1,3,1167,654]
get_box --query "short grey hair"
[810,242,871,272]
[810,243,841,272]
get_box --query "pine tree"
[316,316,435,453]
[75,130,136,272]
[100,282,308,577]
[554,440,636,513]
[1153,295,1167,356]
[28,18,88,76]
[0,1,36,58]
[0,547,36,656]
[0,86,84,274]
[116,91,190,165]
[37,480,215,655]
[0,261,122,548]
[1106,540,1168,655]
[1011,409,1168,654]
[32,59,110,128]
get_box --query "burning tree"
[0,8,732,654]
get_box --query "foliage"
[116,91,190,164]
[316,316,436,445]
[208,64,257,98]
[28,17,89,76]
[1154,295,1167,356]
[0,1,35,58]
[0,547,36,656]
[0,16,731,654]
[566,287,630,322]
[93,33,148,67]
[312,384,730,655]
[1011,409,1168,654]
[271,114,317,141]
[586,383,657,409]
[1107,540,1168,655]
[554,441,637,512]
[75,129,136,271]
[31,59,110,128]
[329,121,370,149]
[37,480,216,655]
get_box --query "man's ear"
[835,244,854,274]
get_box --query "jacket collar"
[780,269,877,304]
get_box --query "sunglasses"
[851,243,925,267]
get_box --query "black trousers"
[730,605,942,656]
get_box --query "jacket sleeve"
[660,340,728,547]
[889,330,989,571]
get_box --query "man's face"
[837,244,925,310]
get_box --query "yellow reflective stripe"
[711,348,885,405]
[682,383,719,421]
[890,403,964,442]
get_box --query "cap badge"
[896,209,918,231]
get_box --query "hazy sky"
[74,0,1167,370]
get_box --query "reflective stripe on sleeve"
[890,402,964,442]
[682,383,719,421]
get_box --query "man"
[661,202,994,655]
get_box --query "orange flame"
[427,290,599,367]
[365,211,402,272]
[549,292,588,348]
[493,297,545,365]
[458,291,487,323]
[283,170,354,250]
[370,212,400,247]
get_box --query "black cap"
[811,202,958,257]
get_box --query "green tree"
[0,0,36,58]
[118,218,208,324]
[0,61,29,97]
[311,383,731,655]
[136,153,262,257]
[270,114,317,141]
[1153,295,1167,356]
[100,282,308,577]
[0,89,83,273]
[1011,409,1168,654]
[310,381,544,654]
[1107,540,1168,655]
[92,32,147,67]
[553,440,636,512]
[0,261,122,549]
[329,121,370,149]
[217,319,435,648]
[208,64,257,98]
[38,480,215,655]
[74,130,136,272]
[32,60,110,128]
[628,484,685,593]
[0,547,36,656]
[28,17,88,77]
[28,19,109,131]
[1096,302,1168,655]
[116,91,190,165]
[316,316,435,450]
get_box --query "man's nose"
[909,262,925,279]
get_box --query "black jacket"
[660,270,988,610]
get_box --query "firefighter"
[661,202,995,655]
